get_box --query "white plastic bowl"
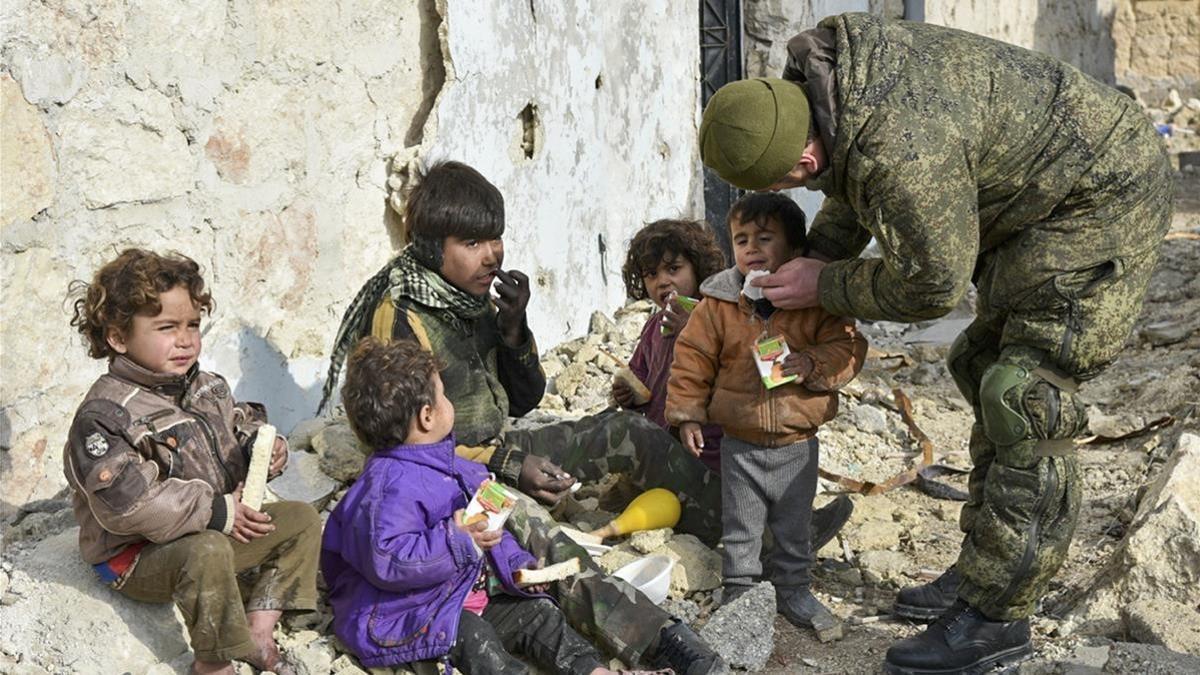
[613,554,675,605]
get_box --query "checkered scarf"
[317,246,489,413]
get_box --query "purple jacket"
[320,435,537,667]
[630,309,723,471]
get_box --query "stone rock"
[288,417,331,452]
[8,46,87,106]
[658,534,722,595]
[588,311,615,336]
[1141,320,1194,347]
[331,654,370,675]
[554,362,589,399]
[1067,433,1200,635]
[4,509,76,547]
[1104,642,1200,674]
[1,74,56,226]
[57,86,194,209]
[312,420,370,483]
[699,581,775,671]
[0,529,189,672]
[1121,598,1200,655]
[856,550,912,583]
[629,527,672,554]
[660,597,701,625]
[844,520,904,552]
[269,450,339,508]
[851,404,890,435]
[595,547,641,576]
[282,635,336,675]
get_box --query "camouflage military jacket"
[785,13,1165,322]
[63,356,272,563]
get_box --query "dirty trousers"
[447,596,605,675]
[505,409,723,547]
[951,135,1172,620]
[505,493,673,666]
[720,436,819,590]
[115,501,322,662]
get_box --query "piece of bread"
[513,558,582,587]
[463,512,489,527]
[240,424,276,511]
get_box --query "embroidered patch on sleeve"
[85,432,111,458]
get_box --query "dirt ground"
[751,173,1200,674]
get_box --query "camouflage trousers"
[952,147,1172,620]
[115,501,322,661]
[504,410,723,547]
[505,492,672,665]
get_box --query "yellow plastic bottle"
[589,488,682,539]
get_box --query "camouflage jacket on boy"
[63,356,274,565]
[366,249,545,483]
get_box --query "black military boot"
[883,600,1032,674]
[893,566,962,621]
[811,494,853,552]
[649,619,728,675]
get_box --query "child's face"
[106,285,202,376]
[426,372,455,440]
[642,253,699,308]
[440,235,504,297]
[731,215,795,276]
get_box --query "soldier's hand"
[518,455,576,504]
[755,257,826,310]
[454,509,502,551]
[269,436,288,478]
[229,483,275,544]
[611,378,637,408]
[680,422,704,457]
[780,352,815,383]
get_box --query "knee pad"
[979,360,1087,449]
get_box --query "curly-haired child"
[64,249,320,675]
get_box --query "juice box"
[463,478,517,532]
[754,335,797,389]
[660,294,700,335]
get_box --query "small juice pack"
[463,478,517,532]
[660,294,700,335]
[753,334,797,389]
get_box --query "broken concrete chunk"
[699,581,775,671]
[851,403,890,434]
[311,419,370,483]
[660,534,722,596]
[1121,598,1200,655]
[628,527,672,554]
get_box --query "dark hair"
[406,161,505,267]
[69,249,214,359]
[728,192,808,251]
[342,337,441,450]
[621,219,727,300]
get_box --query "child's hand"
[780,352,815,383]
[611,378,637,408]
[269,436,288,477]
[661,295,693,334]
[493,269,531,348]
[454,509,502,551]
[229,483,276,543]
[679,422,704,457]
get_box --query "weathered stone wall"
[1112,0,1200,101]
[0,0,702,516]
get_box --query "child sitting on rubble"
[614,219,728,472]
[63,249,321,675]
[666,192,867,637]
[321,336,665,675]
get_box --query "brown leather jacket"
[63,356,277,563]
[666,267,868,447]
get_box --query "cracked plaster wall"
[0,0,703,516]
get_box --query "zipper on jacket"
[995,459,1059,609]
[182,395,235,491]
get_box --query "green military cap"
[699,78,811,191]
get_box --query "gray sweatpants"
[720,435,819,590]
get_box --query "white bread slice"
[513,558,582,587]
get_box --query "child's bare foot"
[189,660,235,675]
[244,609,296,675]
